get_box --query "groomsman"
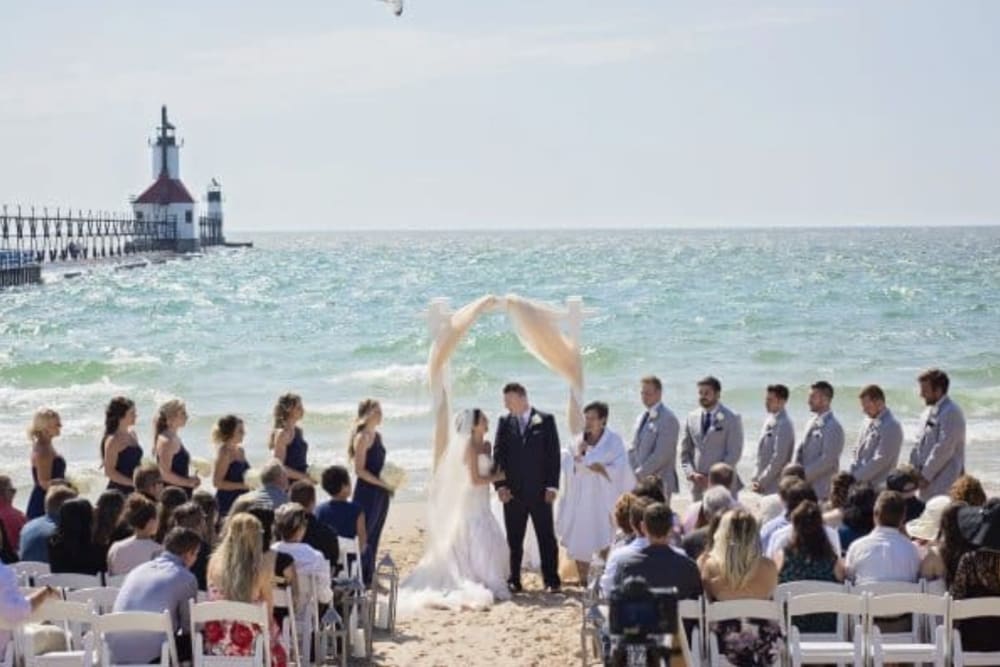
[680,376,744,501]
[848,384,903,488]
[909,368,966,500]
[794,381,845,501]
[751,384,795,496]
[628,376,680,504]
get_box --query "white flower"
[715,412,725,424]
[648,408,659,421]
[530,414,543,427]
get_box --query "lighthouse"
[131,106,199,252]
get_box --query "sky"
[0,1,998,231]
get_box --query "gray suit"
[680,404,744,500]
[752,409,795,496]
[794,411,845,500]
[848,407,903,488]
[909,396,966,500]
[627,402,680,497]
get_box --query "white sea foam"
[308,400,431,420]
[327,363,427,387]
[107,347,163,366]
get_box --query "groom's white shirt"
[517,406,558,496]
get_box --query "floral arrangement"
[382,461,407,492]
[190,457,212,476]
[243,467,263,490]
[307,463,325,484]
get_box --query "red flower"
[203,621,224,645]
[230,622,256,652]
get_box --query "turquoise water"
[1,227,999,501]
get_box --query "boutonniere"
[712,412,725,431]
[648,408,659,421]
[530,414,543,428]
[925,418,937,431]
[647,422,657,433]
[814,417,825,430]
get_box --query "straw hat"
[905,495,951,541]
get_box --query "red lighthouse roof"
[134,171,195,205]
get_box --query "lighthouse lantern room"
[132,106,199,252]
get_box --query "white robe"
[556,428,637,561]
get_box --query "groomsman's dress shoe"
[507,580,523,593]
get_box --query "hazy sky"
[1,2,998,231]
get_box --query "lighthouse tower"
[204,179,225,245]
[131,106,199,252]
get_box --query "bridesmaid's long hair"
[154,399,186,446]
[272,393,302,431]
[211,415,243,450]
[348,398,381,459]
[100,396,135,461]
[28,408,60,447]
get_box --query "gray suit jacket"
[794,411,845,500]
[848,408,903,488]
[752,409,795,495]
[909,396,966,500]
[627,402,680,495]
[680,403,744,500]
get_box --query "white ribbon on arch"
[426,294,586,470]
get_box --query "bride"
[399,408,511,612]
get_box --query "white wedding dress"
[399,446,511,613]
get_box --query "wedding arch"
[426,294,593,470]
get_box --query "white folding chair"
[332,538,369,661]
[189,600,270,667]
[11,562,51,587]
[867,593,948,667]
[785,591,866,666]
[776,580,846,601]
[95,611,177,667]
[677,597,704,667]
[705,599,785,667]
[65,589,120,615]
[948,597,1000,667]
[35,574,103,592]
[271,586,300,667]
[17,599,97,667]
[335,538,361,581]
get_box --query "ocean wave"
[327,363,426,388]
[306,401,431,422]
[0,377,128,410]
[0,360,116,387]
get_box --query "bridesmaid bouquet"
[190,457,213,477]
[307,463,325,484]
[243,467,263,490]
[67,475,93,495]
[381,462,407,492]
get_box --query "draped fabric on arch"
[426,294,586,471]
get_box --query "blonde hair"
[707,510,761,590]
[209,513,263,602]
[154,399,186,444]
[28,408,60,444]
[348,399,381,459]
[211,415,243,448]
[272,393,302,431]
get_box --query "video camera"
[606,576,680,667]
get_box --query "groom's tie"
[637,410,650,436]
[701,411,711,436]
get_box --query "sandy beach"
[372,500,587,667]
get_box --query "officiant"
[556,401,637,584]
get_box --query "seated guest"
[289,481,338,568]
[699,510,783,665]
[48,498,104,574]
[19,485,76,562]
[156,486,189,543]
[838,483,876,553]
[169,502,210,590]
[757,463,806,511]
[949,500,1000,653]
[949,475,987,507]
[906,494,950,549]
[940,501,975,586]
[600,496,652,596]
[133,464,164,502]
[887,466,925,523]
[822,472,854,528]
[316,466,366,551]
[245,460,289,510]
[845,491,922,585]
[191,490,219,545]
[229,495,296,584]
[107,527,201,664]
[632,475,666,504]
[0,562,60,655]
[760,479,819,554]
[0,476,26,554]
[93,489,130,568]
[773,501,845,633]
[608,493,636,552]
[681,463,737,534]
[765,487,843,561]
[205,513,287,667]
[615,503,702,599]
[681,486,734,560]
[107,495,162,576]
[272,504,334,642]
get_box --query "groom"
[493,382,562,593]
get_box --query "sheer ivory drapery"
[426,294,586,471]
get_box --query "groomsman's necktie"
[701,411,711,436]
[638,411,650,435]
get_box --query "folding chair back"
[95,611,177,667]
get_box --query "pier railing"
[0,205,177,264]
[199,215,224,246]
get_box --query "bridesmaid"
[154,399,200,498]
[212,415,250,518]
[102,396,142,494]
[269,393,312,485]
[349,399,393,585]
[26,409,66,520]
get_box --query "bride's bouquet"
[190,457,213,477]
[382,461,407,492]
[307,463,325,484]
